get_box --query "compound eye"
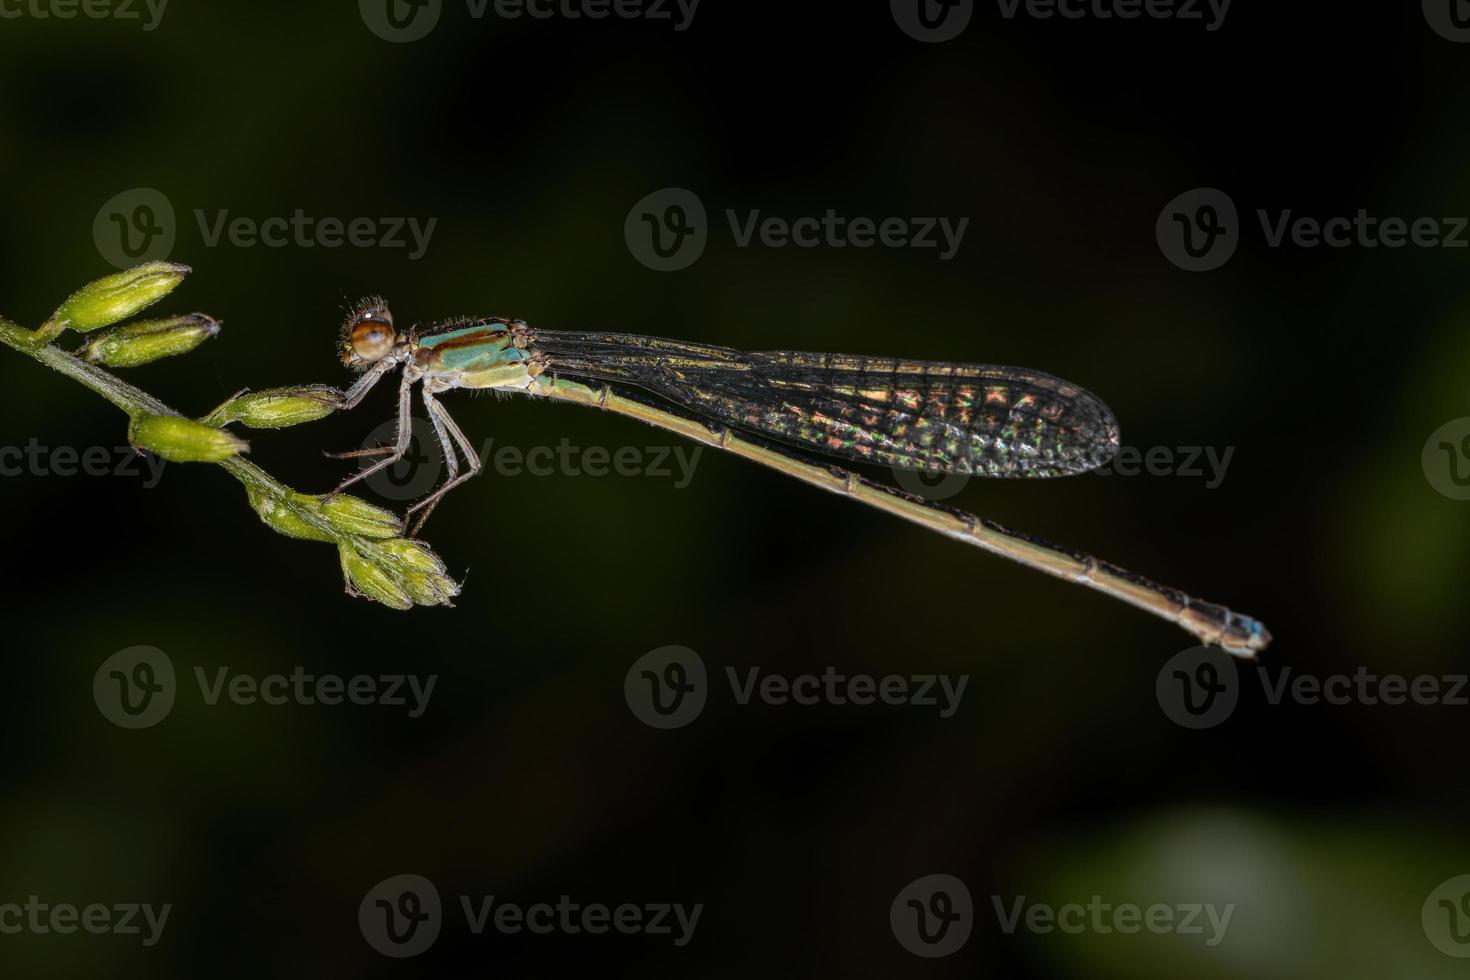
[350,312,396,362]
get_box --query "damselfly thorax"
[325,300,1269,657]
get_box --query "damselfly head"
[341,298,397,370]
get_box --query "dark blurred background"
[2,1,1469,976]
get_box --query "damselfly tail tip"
[1221,616,1271,660]
[1180,602,1270,659]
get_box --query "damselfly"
[325,300,1271,658]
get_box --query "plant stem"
[0,313,341,540]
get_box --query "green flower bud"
[247,487,335,543]
[50,262,191,334]
[321,495,402,538]
[79,313,220,367]
[377,538,460,605]
[377,537,447,573]
[128,413,248,463]
[206,385,340,429]
[340,545,413,610]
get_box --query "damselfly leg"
[324,370,415,500]
[405,385,482,536]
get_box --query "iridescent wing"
[529,331,1119,477]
